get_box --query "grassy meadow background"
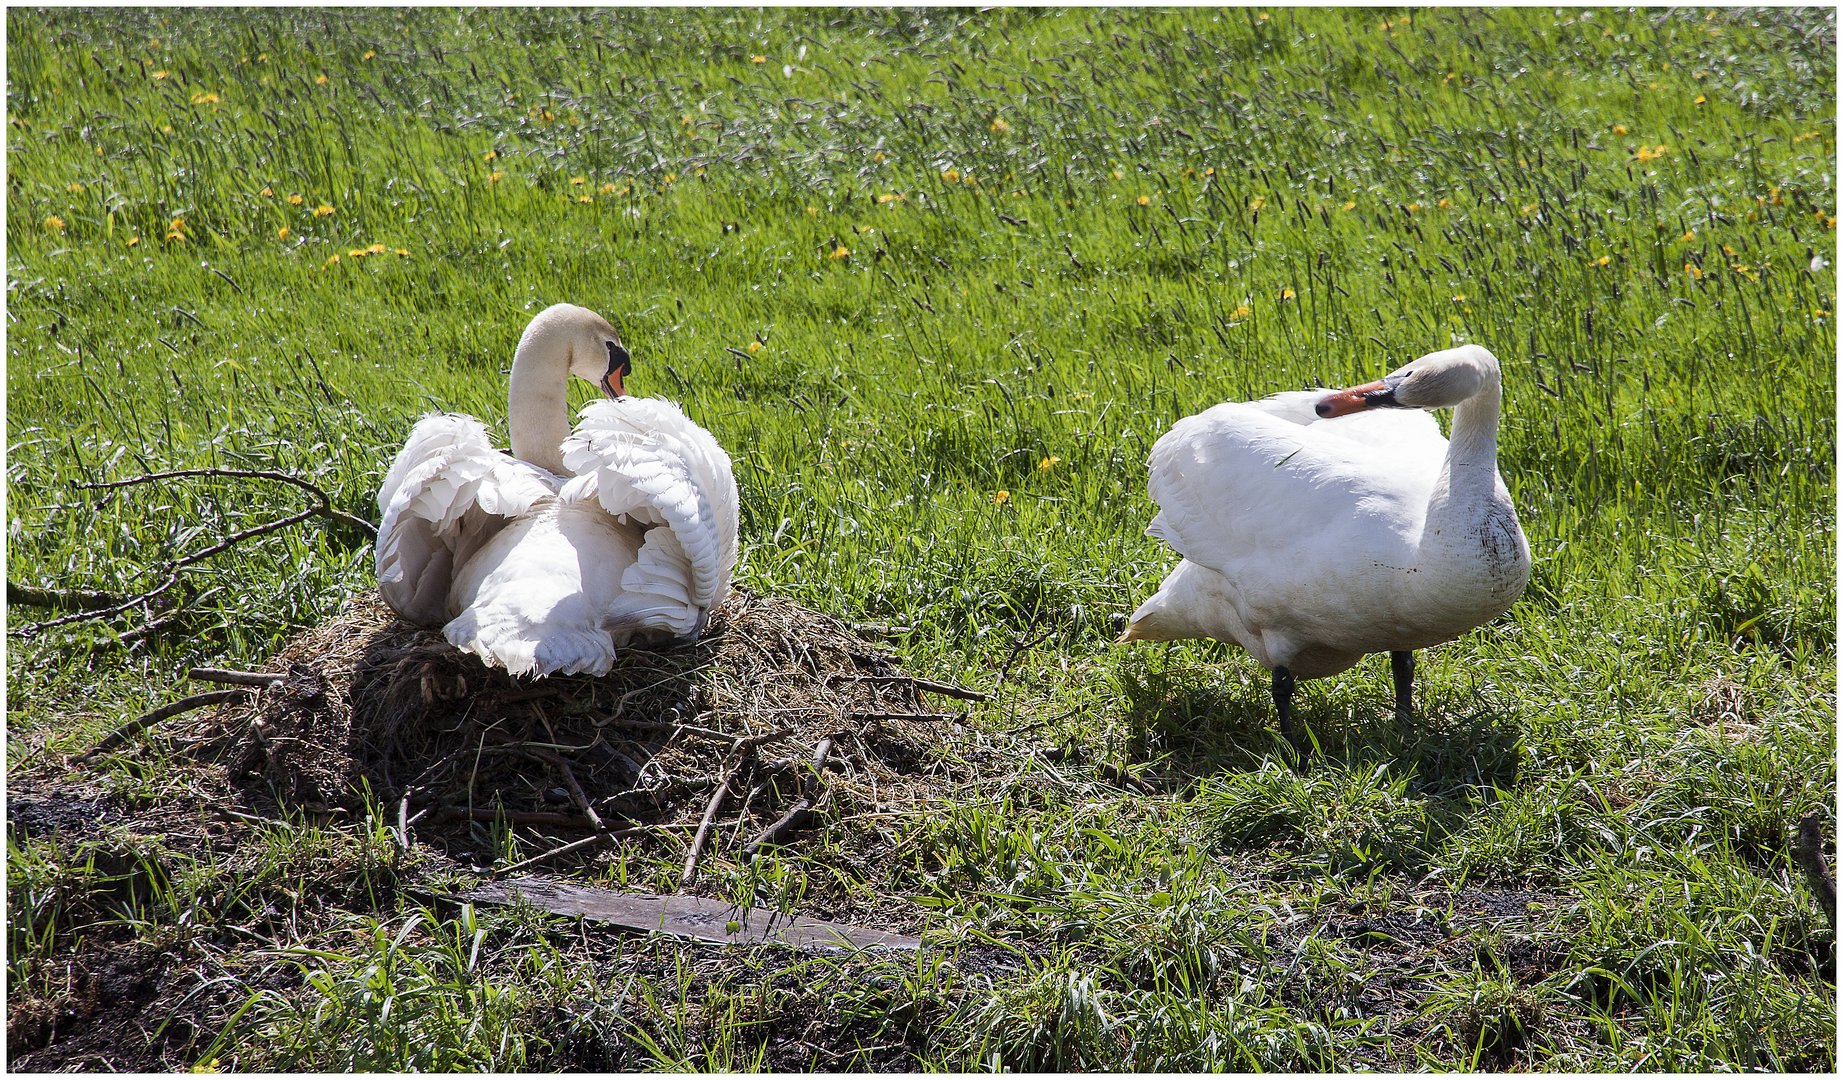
[6,6,1836,1070]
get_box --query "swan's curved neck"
[1442,365,1503,484]
[1419,364,1509,546]
[507,320,574,477]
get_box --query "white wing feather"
[558,398,740,639]
[375,414,559,625]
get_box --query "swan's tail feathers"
[376,413,558,625]
[443,610,617,679]
[561,398,740,621]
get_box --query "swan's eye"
[605,341,632,378]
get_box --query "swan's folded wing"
[1143,403,1432,577]
[375,414,558,625]
[1248,388,1447,453]
[557,398,740,638]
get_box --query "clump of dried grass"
[185,589,974,874]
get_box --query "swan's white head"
[519,302,632,399]
[1316,344,1500,418]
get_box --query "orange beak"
[600,368,625,399]
[1315,379,1395,418]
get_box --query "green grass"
[7,6,1835,1071]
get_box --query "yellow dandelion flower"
[313,203,335,217]
[806,205,819,216]
[484,150,497,162]
[315,74,329,85]
[44,214,65,233]
[1248,195,1267,211]
[1437,198,1452,209]
[1341,200,1356,211]
[991,489,1010,505]
[1682,229,1696,242]
[600,182,617,194]
[1595,255,1611,267]
[1451,293,1467,303]
[287,193,303,205]
[1204,167,1216,177]
[941,168,960,183]
[152,70,169,80]
[126,236,140,247]
[259,186,273,197]
[190,91,220,105]
[990,116,1011,134]
[1813,309,1829,319]
[1685,262,1702,279]
[1280,287,1296,300]
[569,176,586,185]
[747,340,763,353]
[1110,169,1123,181]
[66,182,84,193]
[1230,304,1251,319]
[1721,244,1736,257]
[1520,202,1538,216]
[362,49,376,60]
[348,247,368,258]
[325,253,340,266]
[830,245,850,260]
[577,195,592,203]
[488,170,503,183]
[751,54,766,64]
[663,172,677,184]
[1037,455,1061,471]
[277,226,290,239]
[1612,124,1628,136]
[367,242,386,254]
[541,108,554,122]
[1136,195,1151,206]
[394,248,409,256]
[1694,94,1707,104]
[1406,202,1422,213]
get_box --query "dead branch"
[849,711,958,723]
[597,714,749,744]
[494,824,658,877]
[16,467,376,639]
[1794,810,1837,930]
[76,688,249,763]
[6,581,122,611]
[742,735,836,861]
[680,737,784,888]
[190,666,287,687]
[75,467,377,536]
[532,749,612,835]
[829,673,989,701]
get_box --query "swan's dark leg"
[1390,650,1415,723]
[1272,665,1298,744]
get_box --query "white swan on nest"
[1119,344,1530,740]
[375,303,739,677]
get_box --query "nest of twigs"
[184,589,977,879]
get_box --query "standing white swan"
[1119,344,1530,741]
[375,303,739,677]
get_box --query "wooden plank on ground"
[461,876,923,951]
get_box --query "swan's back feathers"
[1143,402,1440,581]
[559,398,740,639]
[375,414,558,625]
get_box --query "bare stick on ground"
[77,689,250,764]
[190,667,287,687]
[494,825,657,877]
[829,673,989,701]
[742,735,836,861]
[15,468,376,639]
